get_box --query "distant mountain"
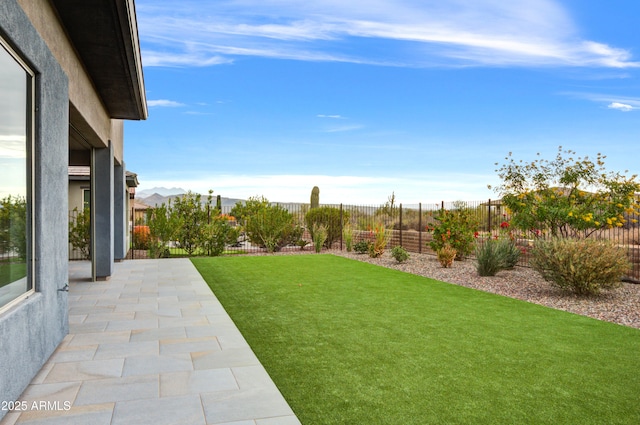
[136,193,245,209]
[136,187,186,198]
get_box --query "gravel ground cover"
[327,250,640,330]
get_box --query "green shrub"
[245,204,298,253]
[530,238,630,295]
[354,240,371,254]
[391,246,409,263]
[199,217,235,256]
[305,206,348,248]
[312,224,328,253]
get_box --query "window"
[83,188,90,210]
[0,38,33,310]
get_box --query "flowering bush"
[493,147,640,238]
[428,205,480,260]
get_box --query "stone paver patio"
[1,258,300,425]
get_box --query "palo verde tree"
[491,146,640,238]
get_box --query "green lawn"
[0,261,26,288]
[192,254,640,425]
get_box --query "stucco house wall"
[0,1,146,419]
[0,1,70,415]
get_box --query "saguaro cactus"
[310,186,320,209]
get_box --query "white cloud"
[0,137,26,158]
[317,114,345,119]
[561,92,640,110]
[324,124,364,133]
[607,102,634,112]
[136,0,640,69]
[147,99,185,107]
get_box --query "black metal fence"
[126,200,640,282]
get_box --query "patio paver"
[1,258,300,425]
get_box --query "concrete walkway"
[1,259,300,425]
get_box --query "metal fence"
[127,199,640,282]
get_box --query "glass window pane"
[0,41,31,309]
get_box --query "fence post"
[399,203,403,247]
[488,199,492,232]
[340,203,343,251]
[418,202,422,253]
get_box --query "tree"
[376,192,398,224]
[146,202,178,258]
[171,191,209,255]
[491,147,640,238]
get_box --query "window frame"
[0,36,36,313]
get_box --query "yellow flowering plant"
[491,147,640,238]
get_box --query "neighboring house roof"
[126,171,139,188]
[133,200,151,210]
[50,0,147,120]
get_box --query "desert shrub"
[437,244,456,268]
[530,238,630,295]
[69,207,91,260]
[369,223,390,258]
[475,238,520,276]
[500,239,521,269]
[391,246,409,263]
[305,206,348,248]
[312,224,328,253]
[343,222,354,252]
[428,204,479,260]
[354,240,371,254]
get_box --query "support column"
[92,142,114,280]
[114,162,126,261]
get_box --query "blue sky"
[125,0,640,204]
